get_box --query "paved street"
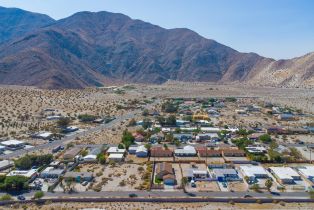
[1,190,311,201]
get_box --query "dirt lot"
[172,163,182,186]
[150,157,174,162]
[200,157,225,164]
[10,201,314,210]
[99,163,147,191]
[228,181,248,192]
[125,154,149,164]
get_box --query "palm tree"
[244,176,250,184]
[265,179,273,191]
[251,183,260,192]
[181,177,188,193]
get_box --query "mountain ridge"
[0,7,312,89]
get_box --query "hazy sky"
[0,0,313,59]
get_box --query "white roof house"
[200,127,220,133]
[1,140,25,151]
[108,153,124,162]
[1,139,25,146]
[46,115,62,120]
[33,132,53,139]
[269,167,301,183]
[239,165,269,180]
[245,146,267,154]
[40,167,64,178]
[174,145,196,156]
[7,169,38,179]
[83,154,97,162]
[107,147,126,154]
[298,166,314,180]
[0,160,14,171]
[128,145,138,154]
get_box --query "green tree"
[97,153,106,164]
[265,179,273,191]
[142,118,152,129]
[144,144,151,150]
[251,183,260,192]
[14,156,32,170]
[4,176,29,191]
[78,114,97,122]
[161,102,178,113]
[244,176,250,184]
[34,191,44,199]
[259,134,272,143]
[57,117,71,128]
[0,194,12,201]
[165,115,176,126]
[181,177,188,192]
[122,130,135,149]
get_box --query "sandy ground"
[6,201,314,210]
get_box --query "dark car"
[270,192,281,196]
[17,195,26,200]
[129,193,138,198]
[243,194,252,198]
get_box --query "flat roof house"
[0,160,14,171]
[83,154,97,162]
[196,133,219,141]
[297,166,314,182]
[128,145,138,155]
[173,133,193,143]
[196,147,222,157]
[174,145,197,157]
[184,168,208,181]
[212,168,239,182]
[136,145,148,157]
[222,149,245,157]
[0,146,5,154]
[40,167,64,179]
[150,147,173,157]
[245,146,267,154]
[64,172,93,182]
[239,165,269,181]
[63,147,82,161]
[7,169,38,182]
[269,167,301,184]
[32,132,53,140]
[107,147,126,155]
[108,153,124,162]
[1,140,25,151]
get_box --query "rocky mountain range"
[0,7,312,89]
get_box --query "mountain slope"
[0,7,55,44]
[0,8,312,89]
[247,52,314,88]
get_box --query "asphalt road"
[0,111,138,159]
[3,190,311,201]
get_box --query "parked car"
[129,193,138,198]
[17,195,25,200]
[243,194,252,198]
[191,180,196,188]
[81,181,88,186]
[222,182,227,188]
[270,192,280,196]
